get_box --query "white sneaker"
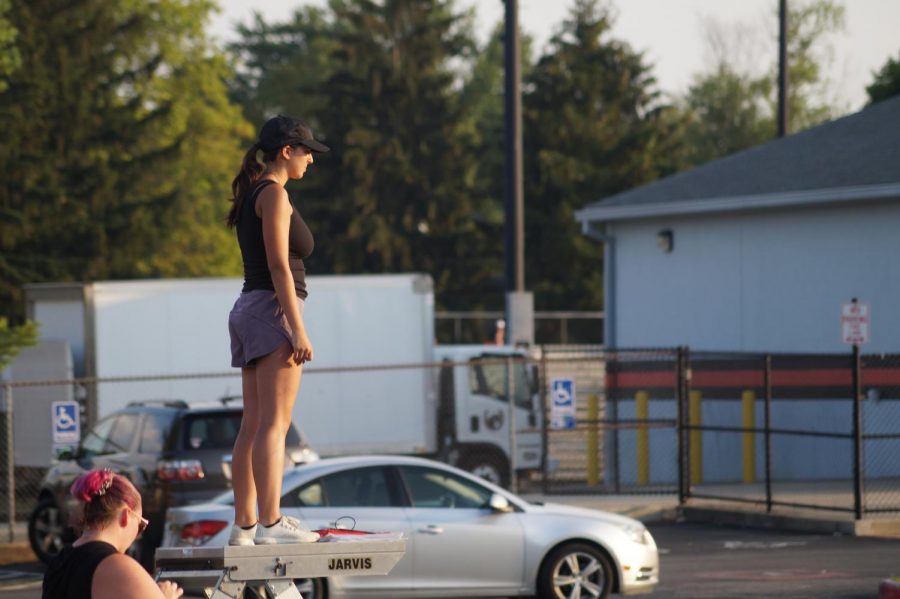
[228,523,257,546]
[255,515,320,545]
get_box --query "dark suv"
[27,399,318,568]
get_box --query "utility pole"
[503,0,533,346]
[778,0,789,137]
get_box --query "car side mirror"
[488,493,513,513]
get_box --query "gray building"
[575,96,900,485]
[576,95,900,353]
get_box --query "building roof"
[576,95,900,225]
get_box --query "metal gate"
[537,347,679,495]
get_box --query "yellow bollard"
[636,391,649,485]
[742,390,756,483]
[587,394,599,486]
[689,390,702,484]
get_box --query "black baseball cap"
[258,115,330,153]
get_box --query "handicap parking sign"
[52,401,80,445]
[550,379,576,430]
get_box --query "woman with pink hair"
[41,469,182,599]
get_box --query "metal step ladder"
[155,538,406,599]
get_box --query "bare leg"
[232,367,260,527]
[253,342,301,525]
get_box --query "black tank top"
[42,540,118,599]
[237,179,315,299]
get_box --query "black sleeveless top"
[237,179,315,299]
[42,541,118,599]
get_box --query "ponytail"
[227,142,265,228]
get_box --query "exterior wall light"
[656,229,673,253]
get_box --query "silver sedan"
[161,455,658,598]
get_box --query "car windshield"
[182,413,242,450]
[182,411,303,450]
[468,355,532,409]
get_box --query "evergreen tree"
[523,0,682,310]
[228,7,338,126]
[230,2,535,310]
[455,25,537,309]
[866,51,900,104]
[304,0,496,309]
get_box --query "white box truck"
[23,275,542,484]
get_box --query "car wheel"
[537,542,613,599]
[28,499,68,564]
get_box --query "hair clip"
[95,470,113,497]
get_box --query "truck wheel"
[463,455,509,488]
[28,499,68,564]
[537,542,613,599]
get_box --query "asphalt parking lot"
[648,521,900,599]
[2,521,899,598]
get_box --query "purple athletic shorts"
[228,290,304,368]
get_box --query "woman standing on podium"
[226,116,329,546]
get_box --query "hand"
[158,581,183,599]
[291,329,314,365]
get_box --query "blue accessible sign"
[52,401,81,445]
[550,378,576,430]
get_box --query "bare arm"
[257,185,313,363]
[92,554,182,599]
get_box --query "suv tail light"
[179,520,228,546]
[158,459,205,481]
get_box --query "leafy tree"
[681,66,773,166]
[0,318,38,371]
[0,0,249,318]
[778,0,846,131]
[866,51,900,104]
[679,0,846,167]
[523,0,684,310]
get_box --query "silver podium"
[155,538,406,599]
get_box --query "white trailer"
[22,275,542,483]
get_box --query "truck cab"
[434,345,543,487]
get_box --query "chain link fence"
[0,354,546,544]
[3,347,900,548]
[533,347,679,495]
[862,353,900,514]
[680,350,900,517]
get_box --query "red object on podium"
[315,528,370,536]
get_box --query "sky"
[209,0,900,111]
